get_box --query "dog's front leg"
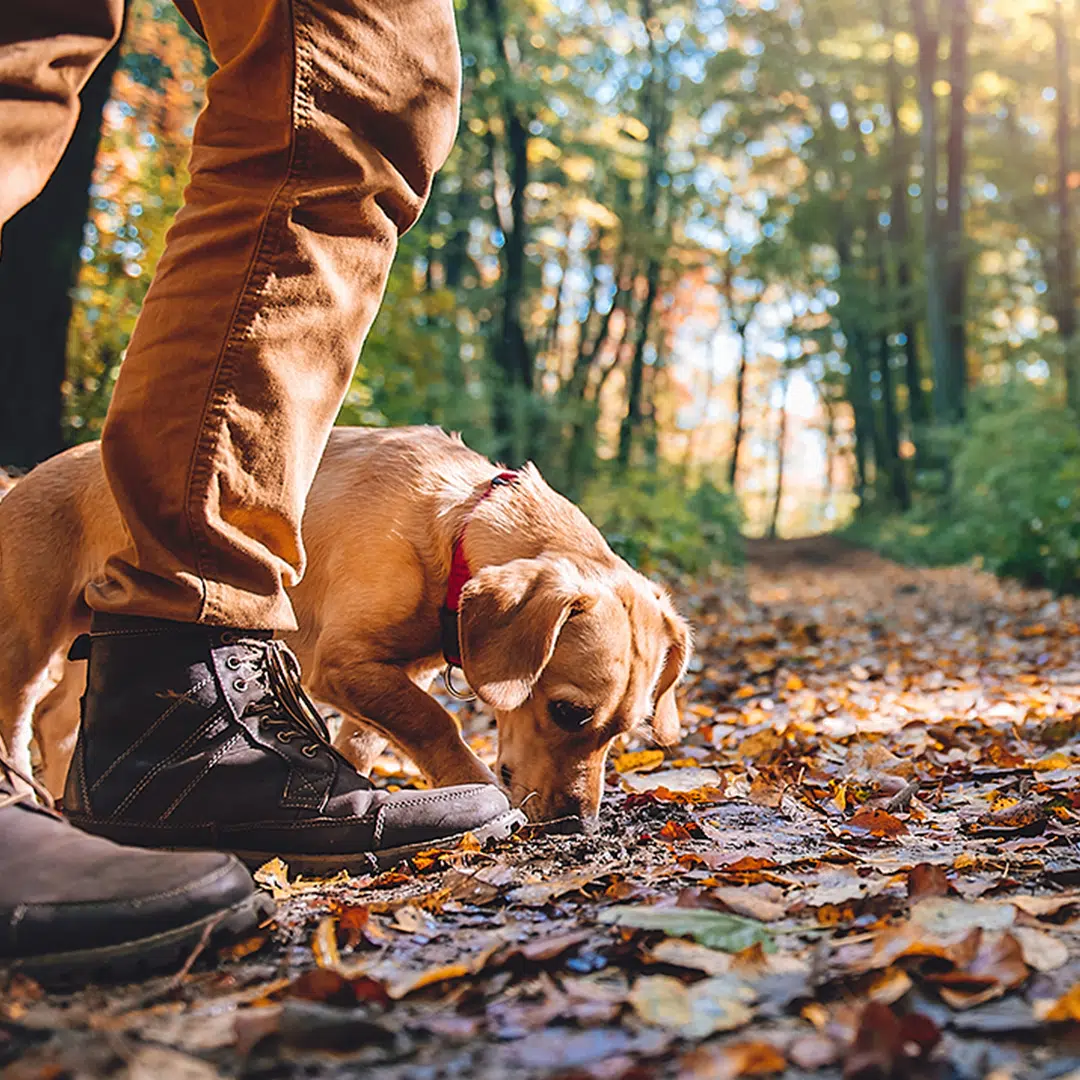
[310,658,496,789]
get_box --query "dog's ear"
[459,559,587,711]
[650,601,692,747]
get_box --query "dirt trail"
[5,538,1080,1079]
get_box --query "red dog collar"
[440,470,518,667]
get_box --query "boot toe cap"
[375,783,516,850]
[5,848,259,963]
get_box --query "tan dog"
[0,426,690,826]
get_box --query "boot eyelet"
[276,731,291,743]
[226,656,242,670]
[302,744,318,757]
[233,678,247,692]
[220,631,237,644]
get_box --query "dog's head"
[458,555,691,829]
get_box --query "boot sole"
[6,889,274,989]
[230,807,527,875]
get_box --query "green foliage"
[580,468,743,576]
[849,392,1080,593]
[598,906,775,954]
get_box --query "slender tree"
[767,366,791,540]
[883,0,929,448]
[911,0,955,425]
[942,0,969,418]
[1053,0,1078,412]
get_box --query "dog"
[0,426,691,827]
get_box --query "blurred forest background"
[1,0,1079,587]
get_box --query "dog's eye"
[548,700,593,732]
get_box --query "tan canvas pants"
[0,0,460,629]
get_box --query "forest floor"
[5,536,1080,1080]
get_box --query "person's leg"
[62,0,521,868]
[0,0,120,230]
[91,0,462,629]
[0,5,266,985]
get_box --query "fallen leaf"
[710,885,787,922]
[1034,752,1073,772]
[907,863,951,902]
[628,974,754,1038]
[788,1034,839,1069]
[1012,926,1069,972]
[843,1001,940,1079]
[600,906,775,953]
[1009,891,1080,918]
[970,798,1048,836]
[845,808,908,839]
[679,1040,786,1079]
[1037,982,1080,1022]
[614,749,666,773]
[253,857,292,901]
[623,766,724,793]
[311,916,340,970]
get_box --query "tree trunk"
[617,259,660,467]
[911,0,954,425]
[942,0,969,418]
[875,245,912,509]
[483,0,532,443]
[823,397,837,507]
[883,0,929,447]
[767,371,790,540]
[727,324,750,489]
[1054,0,1079,412]
[616,0,667,469]
[0,30,124,468]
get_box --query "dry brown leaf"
[711,884,787,922]
[680,1040,786,1079]
[907,863,951,902]
[845,808,908,839]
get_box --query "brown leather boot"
[0,753,270,986]
[64,615,523,874]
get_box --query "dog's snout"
[537,811,599,835]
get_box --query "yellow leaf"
[458,831,483,853]
[312,916,340,970]
[1043,983,1080,1022]
[614,749,665,773]
[953,852,978,870]
[385,962,471,999]
[254,857,292,900]
[785,675,804,692]
[1034,752,1072,772]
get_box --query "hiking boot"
[64,615,523,874]
[0,753,270,986]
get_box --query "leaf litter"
[4,536,1080,1078]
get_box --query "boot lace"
[224,637,333,758]
[0,746,59,814]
